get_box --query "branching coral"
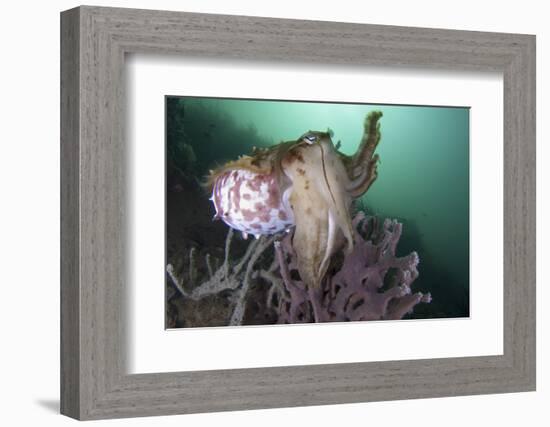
[273,212,431,323]
[167,229,277,326]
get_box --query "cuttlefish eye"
[301,133,318,144]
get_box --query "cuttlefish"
[207,111,382,289]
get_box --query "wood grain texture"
[60,7,80,419]
[60,5,536,420]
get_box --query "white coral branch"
[167,229,279,326]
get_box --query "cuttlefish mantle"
[208,111,383,288]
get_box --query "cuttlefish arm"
[345,111,382,198]
[282,135,354,288]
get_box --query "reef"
[166,212,431,327]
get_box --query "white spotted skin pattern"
[211,169,294,236]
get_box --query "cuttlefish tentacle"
[346,153,379,197]
[350,111,382,175]
[345,111,383,197]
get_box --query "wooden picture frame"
[60,5,536,420]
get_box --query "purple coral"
[274,212,431,323]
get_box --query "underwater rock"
[208,111,383,290]
[274,212,432,323]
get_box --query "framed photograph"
[164,97,464,329]
[61,6,536,420]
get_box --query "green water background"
[167,97,470,318]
